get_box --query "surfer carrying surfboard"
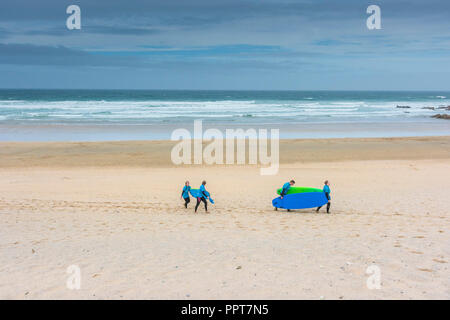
[316,180,331,213]
[280,180,296,199]
[194,180,209,213]
[181,181,191,208]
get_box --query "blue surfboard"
[190,189,214,204]
[272,192,328,210]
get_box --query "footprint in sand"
[417,268,433,272]
[410,250,423,254]
[432,259,447,264]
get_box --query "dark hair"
[324,180,329,185]
[290,180,295,184]
[202,180,206,185]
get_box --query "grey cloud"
[0,43,144,67]
[0,27,12,39]
[1,0,449,90]
[0,43,305,71]
[24,25,161,36]
[2,0,449,25]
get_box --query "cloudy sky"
[0,0,449,90]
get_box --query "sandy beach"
[1,136,449,299]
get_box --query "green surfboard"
[276,186,323,195]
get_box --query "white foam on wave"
[1,98,448,123]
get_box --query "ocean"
[0,89,449,141]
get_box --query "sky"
[0,0,449,90]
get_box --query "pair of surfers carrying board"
[274,180,331,213]
[181,180,214,213]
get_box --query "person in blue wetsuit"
[195,180,208,213]
[280,180,295,199]
[277,180,295,212]
[181,181,191,208]
[316,180,331,213]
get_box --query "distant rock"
[396,105,411,109]
[431,114,450,120]
[422,107,435,110]
[437,106,450,111]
